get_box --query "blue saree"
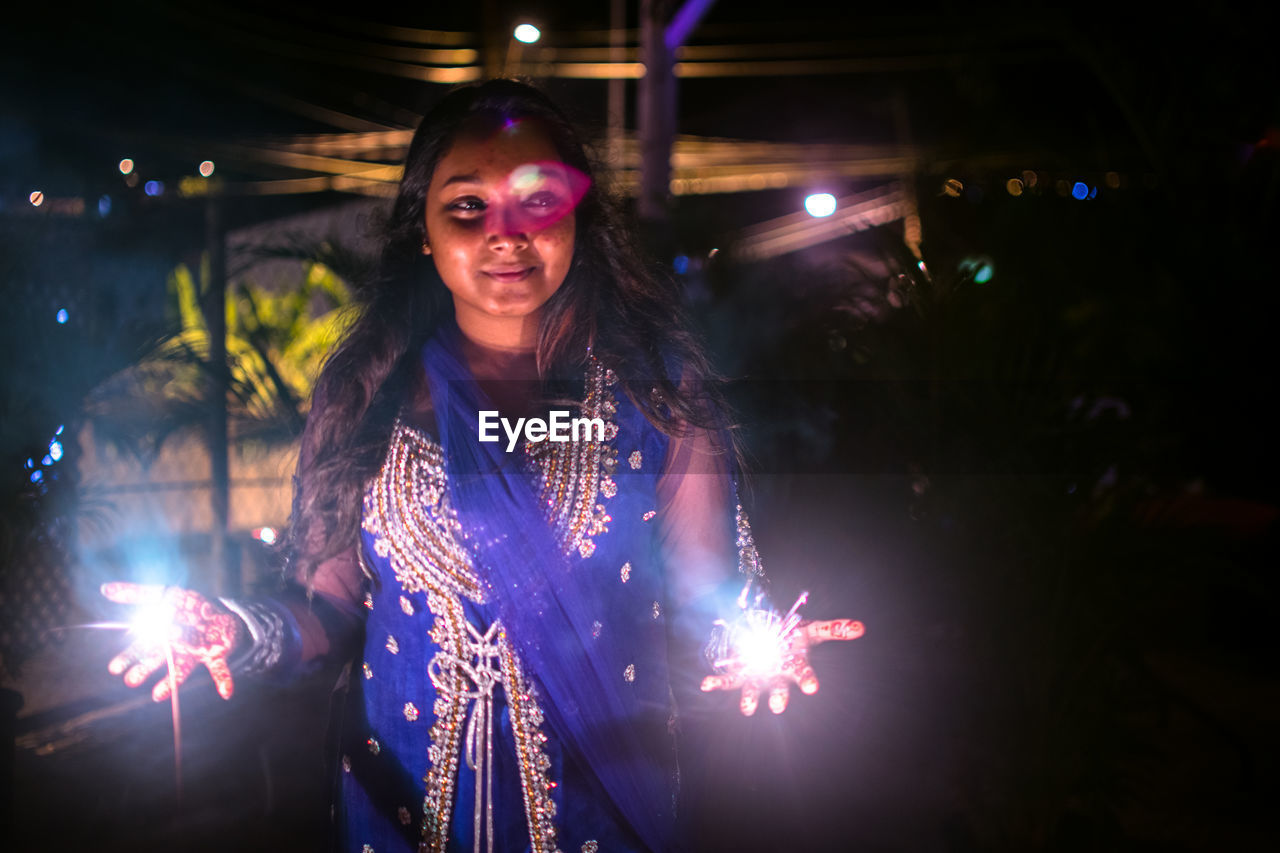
[340,326,693,853]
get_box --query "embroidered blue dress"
[328,334,756,853]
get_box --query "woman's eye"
[447,197,486,214]
[521,191,564,213]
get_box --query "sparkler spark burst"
[712,590,809,677]
[129,601,177,646]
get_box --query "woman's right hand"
[101,582,245,702]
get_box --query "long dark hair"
[289,79,725,583]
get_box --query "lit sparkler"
[709,584,809,678]
[702,580,865,714]
[79,585,186,798]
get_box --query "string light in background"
[513,24,541,43]
[803,192,837,217]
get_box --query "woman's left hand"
[700,618,865,715]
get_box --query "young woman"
[103,79,862,853]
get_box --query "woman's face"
[423,119,581,345]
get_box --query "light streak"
[66,603,185,799]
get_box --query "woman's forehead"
[435,117,562,179]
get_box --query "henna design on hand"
[102,582,245,702]
[701,616,864,716]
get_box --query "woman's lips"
[482,266,535,283]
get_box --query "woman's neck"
[457,325,541,417]
[452,308,540,352]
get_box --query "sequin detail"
[367,737,380,756]
[620,561,631,583]
[735,504,765,577]
[385,635,399,655]
[628,450,643,470]
[419,591,469,849]
[642,510,656,522]
[362,422,485,602]
[498,629,560,852]
[363,592,374,609]
[624,663,636,683]
[400,595,414,616]
[583,843,599,853]
[591,620,602,638]
[652,600,661,619]
[398,807,411,826]
[362,662,372,680]
[527,356,617,560]
[363,845,374,853]
[342,754,351,773]
[404,702,419,722]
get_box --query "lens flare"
[489,161,591,234]
[514,24,541,43]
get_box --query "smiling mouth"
[482,266,536,283]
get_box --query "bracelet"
[220,597,301,676]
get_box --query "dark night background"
[2,2,1278,851]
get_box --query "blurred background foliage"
[1,231,360,678]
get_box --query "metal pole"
[638,0,673,224]
[204,197,235,596]
[608,0,627,171]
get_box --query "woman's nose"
[485,203,529,248]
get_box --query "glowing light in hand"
[715,591,809,678]
[130,601,175,647]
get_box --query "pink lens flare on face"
[484,160,590,236]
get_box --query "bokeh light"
[56,308,69,324]
[960,256,995,284]
[1105,171,1121,189]
[514,24,541,43]
[98,195,112,216]
[118,158,135,175]
[942,178,963,198]
[198,160,215,177]
[29,191,44,207]
[144,180,164,197]
[1071,181,1089,200]
[1006,178,1024,196]
[804,192,837,217]
[49,440,63,462]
